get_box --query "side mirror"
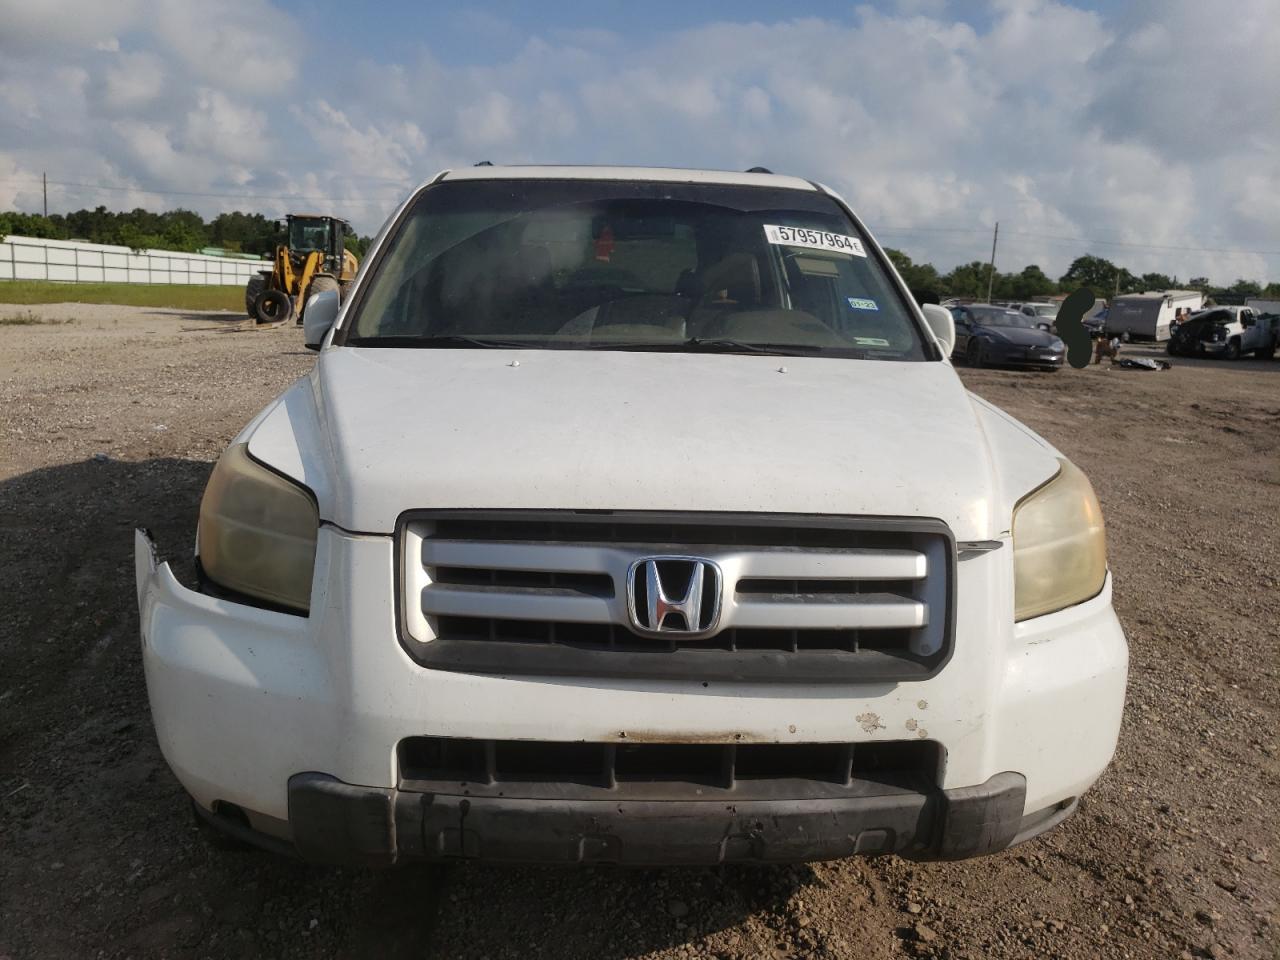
[302,289,340,350]
[921,303,955,356]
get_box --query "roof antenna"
[745,166,773,174]
[474,160,494,166]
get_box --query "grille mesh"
[400,511,954,682]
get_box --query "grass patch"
[0,310,74,326]
[0,280,245,311]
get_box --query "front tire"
[967,340,984,368]
[254,288,293,324]
[244,274,266,318]
[1224,338,1241,361]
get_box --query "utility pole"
[985,221,999,303]
[42,172,47,218]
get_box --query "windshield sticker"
[764,224,867,258]
[847,297,879,311]
[853,336,891,347]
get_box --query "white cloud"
[300,100,425,183]
[0,0,1273,284]
[101,52,166,112]
[457,92,517,150]
[152,0,300,94]
[184,88,269,164]
[0,0,140,55]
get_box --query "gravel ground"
[1,302,1276,960]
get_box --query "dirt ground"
[1,302,1276,960]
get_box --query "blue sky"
[0,0,1276,282]
[309,1,1010,66]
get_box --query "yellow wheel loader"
[245,214,359,325]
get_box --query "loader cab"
[285,214,352,274]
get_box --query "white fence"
[0,235,263,286]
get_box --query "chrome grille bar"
[399,511,956,683]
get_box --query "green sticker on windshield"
[847,297,879,311]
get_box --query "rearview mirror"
[303,288,340,350]
[920,303,955,357]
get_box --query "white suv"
[136,166,1128,867]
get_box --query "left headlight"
[1012,458,1107,621]
[197,443,318,612]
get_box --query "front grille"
[397,736,941,801]
[399,511,954,683]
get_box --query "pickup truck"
[135,165,1128,867]
[1168,306,1276,359]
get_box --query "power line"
[0,176,407,206]
[5,174,1278,259]
[871,223,1280,258]
[1000,229,1280,257]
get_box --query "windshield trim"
[332,176,940,360]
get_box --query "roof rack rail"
[474,160,493,166]
[745,166,773,174]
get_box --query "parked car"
[1084,306,1108,338]
[1012,301,1061,330]
[1167,306,1275,359]
[950,304,1066,370]
[136,165,1127,867]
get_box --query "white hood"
[247,348,1058,539]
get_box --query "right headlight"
[197,443,318,613]
[1012,458,1107,621]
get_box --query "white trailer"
[1105,290,1204,341]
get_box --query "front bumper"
[137,526,1127,866]
[282,770,1030,867]
[984,342,1064,366]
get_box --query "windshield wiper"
[345,334,537,349]
[691,335,829,355]
[346,334,867,358]
[580,338,832,357]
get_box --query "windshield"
[974,308,1040,329]
[1188,310,1228,324]
[1030,303,1059,317]
[343,179,928,359]
[289,218,331,254]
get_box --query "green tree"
[1059,254,1136,294]
[159,209,208,252]
[209,211,279,256]
[943,261,996,299]
[344,233,373,259]
[1224,278,1262,298]
[0,211,61,239]
[883,247,943,299]
[1006,264,1056,300]
[1140,272,1174,291]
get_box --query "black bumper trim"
[286,770,1027,867]
[412,637,940,684]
